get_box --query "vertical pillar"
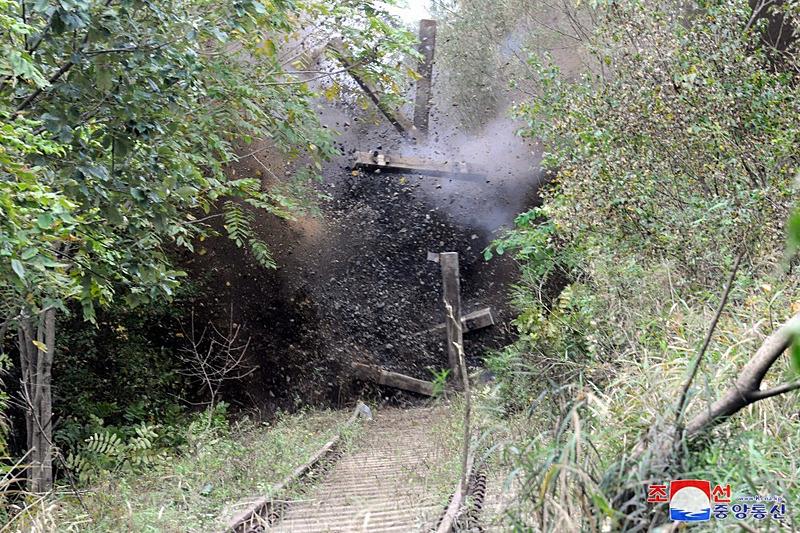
[413,19,437,135]
[439,252,463,385]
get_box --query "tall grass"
[4,408,357,532]
[485,257,800,531]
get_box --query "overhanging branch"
[686,311,800,437]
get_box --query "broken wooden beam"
[413,19,437,135]
[327,39,418,139]
[440,252,464,385]
[351,362,434,396]
[410,307,495,339]
[463,307,495,331]
[449,307,494,333]
[354,151,486,180]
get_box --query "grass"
[424,387,529,528]
[425,396,466,506]
[481,262,800,531]
[40,407,361,532]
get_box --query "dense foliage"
[0,0,414,321]
[483,0,800,529]
[0,0,415,494]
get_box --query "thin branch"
[744,0,778,34]
[674,251,743,435]
[746,380,800,401]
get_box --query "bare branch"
[686,311,800,437]
[674,251,743,437]
[177,306,255,419]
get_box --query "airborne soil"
[181,97,541,416]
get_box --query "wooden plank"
[351,362,435,396]
[440,252,463,385]
[355,151,486,180]
[413,19,437,135]
[327,39,418,138]
[464,307,495,332]
[421,307,494,337]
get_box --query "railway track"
[228,404,498,533]
[268,406,449,532]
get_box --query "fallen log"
[351,362,435,396]
[355,151,487,180]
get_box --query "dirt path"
[269,406,451,532]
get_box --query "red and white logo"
[669,479,712,522]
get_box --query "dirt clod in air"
[183,100,540,415]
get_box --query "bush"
[53,298,190,459]
[481,0,800,529]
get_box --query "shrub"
[482,0,800,529]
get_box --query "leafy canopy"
[0,0,415,321]
[515,0,800,280]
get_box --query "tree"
[0,0,415,491]
[517,0,800,281]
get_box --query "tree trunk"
[17,307,56,492]
[604,311,800,531]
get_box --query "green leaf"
[21,248,39,260]
[8,50,50,88]
[78,165,110,182]
[11,259,25,280]
[789,210,800,250]
[199,482,213,496]
[258,39,276,57]
[791,337,800,376]
[96,67,114,91]
[37,213,54,229]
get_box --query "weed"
[44,408,356,532]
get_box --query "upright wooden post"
[413,19,437,135]
[439,252,463,385]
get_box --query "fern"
[222,201,277,269]
[222,201,252,247]
[250,239,276,269]
[65,424,165,483]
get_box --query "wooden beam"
[351,362,434,396]
[413,19,437,135]
[422,307,494,336]
[354,151,486,180]
[440,252,463,385]
[464,307,494,332]
[327,39,417,139]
